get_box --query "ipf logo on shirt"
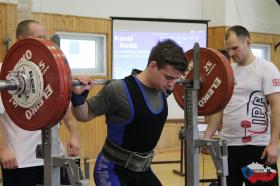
[272,79,280,86]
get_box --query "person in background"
[71,39,188,186]
[203,25,280,186]
[0,19,80,186]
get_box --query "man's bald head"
[16,20,47,40]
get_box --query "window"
[251,43,271,61]
[51,32,107,76]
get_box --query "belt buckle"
[124,151,154,172]
[143,151,154,171]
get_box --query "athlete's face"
[149,61,183,93]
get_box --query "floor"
[83,150,224,186]
[152,151,218,186]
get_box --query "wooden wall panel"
[155,122,183,153]
[0,3,17,61]
[207,26,227,49]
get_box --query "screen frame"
[51,32,107,76]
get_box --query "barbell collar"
[0,80,18,91]
[6,72,32,95]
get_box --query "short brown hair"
[16,19,40,39]
[225,25,250,41]
[148,39,188,72]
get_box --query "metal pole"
[184,43,200,186]
[42,126,61,186]
[185,89,199,186]
[0,76,110,93]
[72,79,110,86]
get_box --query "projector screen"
[112,17,208,119]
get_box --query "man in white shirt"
[203,25,280,186]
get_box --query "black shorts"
[1,166,73,186]
[1,166,44,186]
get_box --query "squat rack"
[177,43,229,186]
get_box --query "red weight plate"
[173,48,234,116]
[213,49,234,112]
[0,38,69,130]
[35,40,71,127]
[41,41,68,127]
[46,44,72,126]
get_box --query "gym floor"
[79,150,218,186]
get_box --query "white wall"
[225,0,280,34]
[1,0,279,34]
[31,0,203,20]
[203,0,280,34]
[202,0,226,26]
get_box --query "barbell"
[0,38,234,131]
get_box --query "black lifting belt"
[101,138,154,172]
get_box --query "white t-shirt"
[221,57,280,146]
[0,96,43,168]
